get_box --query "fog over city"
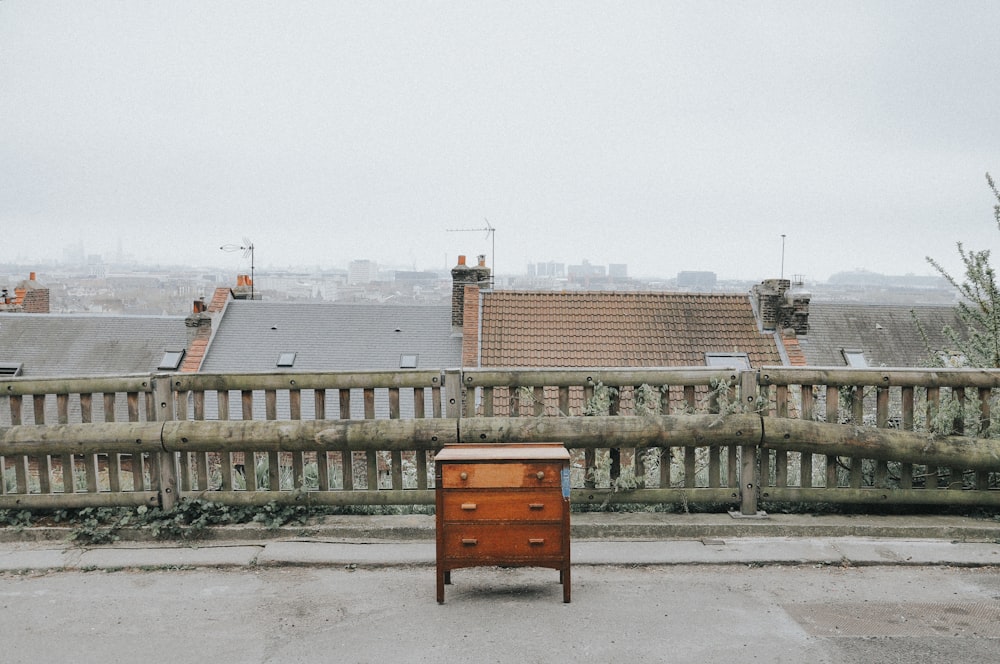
[2,2,998,281]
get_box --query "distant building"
[87,255,106,279]
[608,264,628,279]
[348,260,379,285]
[527,262,566,278]
[677,271,717,289]
[567,260,605,280]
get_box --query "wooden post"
[152,375,178,511]
[444,369,462,420]
[739,370,759,515]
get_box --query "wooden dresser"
[435,443,571,603]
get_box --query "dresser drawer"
[441,524,565,562]
[441,462,562,488]
[441,490,564,522]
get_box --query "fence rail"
[2,367,999,513]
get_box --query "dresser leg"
[437,568,445,604]
[563,566,571,603]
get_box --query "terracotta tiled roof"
[780,334,808,366]
[478,291,782,368]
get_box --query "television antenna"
[446,218,495,285]
[220,238,255,300]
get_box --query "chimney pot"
[457,255,466,266]
[477,255,486,267]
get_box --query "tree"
[925,173,1000,367]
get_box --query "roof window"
[158,350,185,371]
[0,362,23,377]
[705,353,751,370]
[277,352,297,368]
[842,349,868,368]
[400,353,418,369]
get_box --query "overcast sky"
[2,1,998,282]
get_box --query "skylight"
[400,353,418,369]
[277,352,297,368]
[0,362,23,377]
[705,352,751,370]
[158,350,185,371]
[842,349,868,368]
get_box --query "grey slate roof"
[198,301,460,372]
[797,303,968,367]
[0,313,188,377]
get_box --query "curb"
[3,513,1000,544]
[3,537,1000,575]
[2,513,1000,575]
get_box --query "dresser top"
[435,443,569,463]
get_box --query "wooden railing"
[2,368,999,513]
[756,367,1000,509]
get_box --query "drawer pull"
[528,503,545,510]
[461,503,478,511]
[459,472,468,480]
[461,538,478,546]
[536,471,545,480]
[528,538,546,545]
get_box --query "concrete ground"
[1,513,999,663]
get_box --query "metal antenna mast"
[446,218,496,285]
[780,234,786,280]
[220,238,255,300]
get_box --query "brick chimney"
[232,274,257,300]
[752,278,809,334]
[2,272,49,313]
[185,298,211,344]
[753,279,788,331]
[180,295,223,372]
[451,255,491,330]
[782,283,811,335]
[461,284,481,365]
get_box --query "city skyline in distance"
[2,4,996,283]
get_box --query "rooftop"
[479,291,782,368]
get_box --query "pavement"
[5,512,1000,663]
[2,512,1000,573]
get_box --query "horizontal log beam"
[3,414,1000,471]
[0,414,758,455]
[761,419,1000,471]
[0,419,459,454]
[456,415,760,447]
[312,419,457,450]
[0,422,166,455]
